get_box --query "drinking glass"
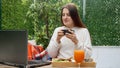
[74,50,85,68]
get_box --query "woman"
[47,3,92,59]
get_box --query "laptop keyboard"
[28,60,51,67]
[28,60,43,64]
[28,61,39,64]
[0,60,51,68]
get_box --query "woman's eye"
[62,13,70,17]
[67,13,70,16]
[62,14,65,16]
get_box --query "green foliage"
[0,0,1,29]
[25,0,72,48]
[1,0,31,30]
[86,0,120,45]
[1,0,120,48]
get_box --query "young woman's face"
[62,8,74,28]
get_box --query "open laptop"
[0,30,51,68]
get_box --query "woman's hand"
[56,30,64,44]
[65,30,78,45]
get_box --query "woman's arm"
[46,28,61,58]
[76,28,92,59]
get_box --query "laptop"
[0,30,51,68]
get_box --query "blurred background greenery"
[0,0,120,48]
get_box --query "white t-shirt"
[47,26,92,59]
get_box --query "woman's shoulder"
[74,27,88,31]
[76,27,89,33]
[81,28,88,31]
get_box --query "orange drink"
[74,50,85,63]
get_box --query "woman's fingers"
[58,31,64,36]
[66,33,77,40]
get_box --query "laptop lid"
[0,30,28,66]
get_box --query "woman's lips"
[63,19,68,23]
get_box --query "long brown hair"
[61,3,86,28]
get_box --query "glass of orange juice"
[74,50,85,68]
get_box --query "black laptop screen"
[0,30,28,66]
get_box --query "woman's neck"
[65,25,75,29]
